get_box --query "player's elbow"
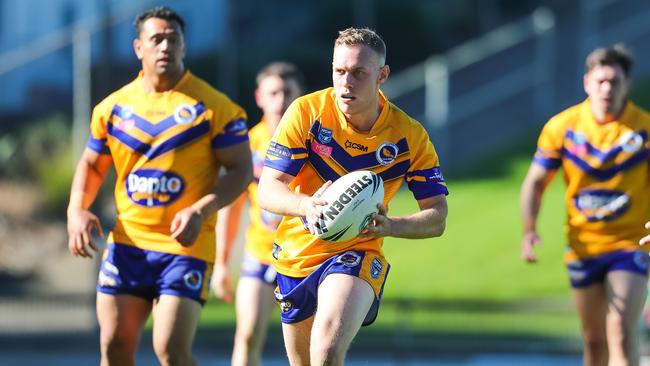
[257,176,273,212]
[429,220,446,238]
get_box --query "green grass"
[199,156,582,346]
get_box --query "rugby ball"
[315,170,384,242]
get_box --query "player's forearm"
[389,203,447,239]
[520,178,545,233]
[192,163,252,219]
[520,164,555,233]
[257,175,307,217]
[67,154,108,212]
[215,194,246,266]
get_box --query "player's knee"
[153,340,192,366]
[100,330,137,358]
[582,333,607,352]
[235,327,264,349]
[310,337,348,365]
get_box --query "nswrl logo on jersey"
[318,126,333,144]
[126,169,185,207]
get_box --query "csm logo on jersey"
[573,189,630,222]
[126,169,185,207]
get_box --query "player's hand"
[521,230,541,263]
[67,208,103,259]
[170,207,204,247]
[639,221,650,245]
[359,203,392,238]
[211,264,234,304]
[299,180,332,235]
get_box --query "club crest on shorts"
[634,251,650,270]
[174,104,197,125]
[376,142,399,166]
[370,257,383,279]
[337,251,361,268]
[280,300,293,313]
[183,270,203,291]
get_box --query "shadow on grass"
[194,297,582,358]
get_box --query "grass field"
[199,154,582,347]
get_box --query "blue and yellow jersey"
[245,121,283,264]
[86,71,248,262]
[264,87,448,277]
[534,99,650,262]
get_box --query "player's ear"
[254,87,263,109]
[378,65,390,85]
[133,38,143,60]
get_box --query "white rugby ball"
[315,170,384,242]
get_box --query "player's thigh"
[282,316,314,365]
[572,283,607,337]
[96,292,152,344]
[235,277,276,331]
[151,294,202,348]
[606,271,648,326]
[313,273,374,343]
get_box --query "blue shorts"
[97,243,213,305]
[274,250,390,326]
[240,251,277,286]
[567,250,650,288]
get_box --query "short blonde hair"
[586,44,633,78]
[335,28,386,65]
[255,61,304,90]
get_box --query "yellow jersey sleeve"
[404,123,448,200]
[264,100,310,176]
[534,114,568,170]
[86,100,112,154]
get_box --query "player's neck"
[141,68,185,93]
[591,101,626,124]
[345,105,381,132]
[264,116,281,132]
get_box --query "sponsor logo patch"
[267,142,292,160]
[126,169,184,207]
[337,251,361,268]
[117,118,135,131]
[225,119,247,134]
[428,167,445,182]
[345,140,368,152]
[311,140,333,157]
[573,189,630,221]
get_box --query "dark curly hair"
[134,6,185,35]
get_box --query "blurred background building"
[2,0,650,168]
[2,0,650,363]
